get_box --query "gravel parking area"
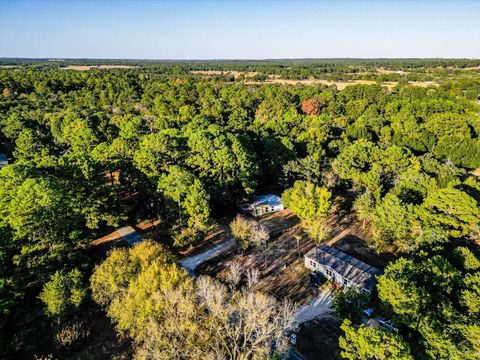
[295,285,334,325]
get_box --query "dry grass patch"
[409,81,438,87]
[376,68,407,75]
[461,66,480,71]
[471,168,480,177]
[245,78,437,89]
[191,70,258,78]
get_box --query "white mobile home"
[305,244,381,292]
[239,194,284,217]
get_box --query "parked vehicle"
[309,271,325,287]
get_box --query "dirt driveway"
[180,237,237,275]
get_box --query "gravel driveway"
[180,237,237,275]
[294,286,334,325]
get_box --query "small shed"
[91,225,143,247]
[305,244,382,292]
[239,194,284,217]
[0,153,8,169]
[117,226,143,246]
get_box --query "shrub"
[230,215,269,250]
[172,226,204,247]
[230,215,253,249]
[39,268,87,320]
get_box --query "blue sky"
[0,0,479,59]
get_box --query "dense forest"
[1,59,480,359]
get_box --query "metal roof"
[239,194,282,211]
[117,226,143,246]
[305,244,382,290]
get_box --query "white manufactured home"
[239,194,284,217]
[305,244,381,292]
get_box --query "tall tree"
[339,319,413,360]
[418,187,480,238]
[377,245,480,359]
[282,180,332,220]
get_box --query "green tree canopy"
[134,130,185,179]
[157,165,211,246]
[377,245,480,359]
[372,193,417,252]
[339,319,413,360]
[418,187,480,238]
[282,180,332,220]
[186,125,259,195]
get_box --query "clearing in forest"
[247,78,438,89]
[191,70,259,77]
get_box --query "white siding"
[253,204,283,217]
[316,264,328,278]
[320,265,344,286]
[304,251,374,291]
[305,256,317,271]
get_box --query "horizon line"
[1,57,479,61]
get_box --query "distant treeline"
[1,57,480,72]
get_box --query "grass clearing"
[190,70,438,89]
[191,70,258,77]
[254,78,438,89]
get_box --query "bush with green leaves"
[39,268,86,320]
[172,226,205,248]
[230,215,269,250]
